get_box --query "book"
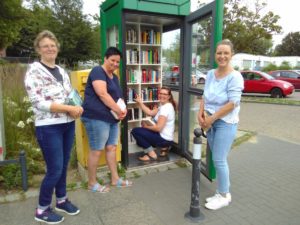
[142,117,155,126]
[111,98,126,119]
[66,89,82,106]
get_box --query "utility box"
[100,0,224,179]
[70,70,121,168]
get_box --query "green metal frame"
[100,0,224,179]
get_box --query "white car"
[194,70,207,84]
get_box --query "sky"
[83,0,300,46]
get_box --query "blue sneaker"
[35,207,64,224]
[55,199,80,215]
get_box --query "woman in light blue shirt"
[198,39,244,210]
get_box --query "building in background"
[232,53,300,70]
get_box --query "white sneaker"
[206,192,231,203]
[205,193,231,210]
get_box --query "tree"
[223,0,281,55]
[275,32,300,56]
[7,5,59,57]
[0,0,25,55]
[7,0,101,67]
[197,0,282,55]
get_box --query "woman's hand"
[118,109,127,120]
[134,94,142,104]
[68,106,84,119]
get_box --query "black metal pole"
[185,128,204,222]
[19,150,28,191]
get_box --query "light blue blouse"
[203,69,244,124]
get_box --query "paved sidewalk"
[1,134,300,225]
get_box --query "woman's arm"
[204,102,235,127]
[50,103,83,119]
[135,94,158,117]
[92,80,126,119]
[143,115,167,132]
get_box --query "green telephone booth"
[100,0,224,180]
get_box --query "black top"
[82,66,123,123]
[40,61,63,84]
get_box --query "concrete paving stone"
[144,167,159,174]
[167,163,181,170]
[156,164,170,172]
[99,201,163,225]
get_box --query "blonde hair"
[34,30,60,53]
[216,39,234,54]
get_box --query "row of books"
[126,49,139,64]
[141,87,160,101]
[141,30,161,44]
[126,49,160,64]
[127,87,160,102]
[127,88,137,102]
[126,69,139,83]
[127,108,139,121]
[140,49,160,64]
[126,69,160,83]
[126,28,138,43]
[141,69,160,83]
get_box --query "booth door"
[181,1,216,180]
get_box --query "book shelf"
[125,22,162,153]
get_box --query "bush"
[0,63,44,190]
[262,63,277,72]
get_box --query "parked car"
[241,70,294,98]
[162,71,179,85]
[194,70,206,83]
[268,70,300,89]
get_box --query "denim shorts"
[81,117,119,151]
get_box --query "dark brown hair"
[161,86,177,110]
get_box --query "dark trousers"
[131,127,172,149]
[35,121,75,208]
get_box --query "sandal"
[111,178,132,188]
[160,147,169,157]
[89,183,110,193]
[138,153,157,162]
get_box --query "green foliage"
[0,0,25,49]
[261,63,277,72]
[0,164,22,189]
[6,0,101,68]
[222,0,281,55]
[278,61,291,70]
[0,63,44,190]
[275,32,300,56]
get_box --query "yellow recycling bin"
[70,70,121,168]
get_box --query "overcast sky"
[83,0,300,46]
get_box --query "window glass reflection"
[190,16,213,89]
[162,29,180,87]
[188,95,207,162]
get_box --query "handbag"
[66,89,83,106]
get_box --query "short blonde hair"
[216,39,234,54]
[34,30,60,53]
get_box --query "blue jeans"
[35,121,75,208]
[131,127,173,151]
[206,119,237,193]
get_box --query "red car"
[241,71,294,98]
[268,70,300,89]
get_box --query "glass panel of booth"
[188,95,207,162]
[162,29,181,87]
[106,25,119,47]
[190,15,213,89]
